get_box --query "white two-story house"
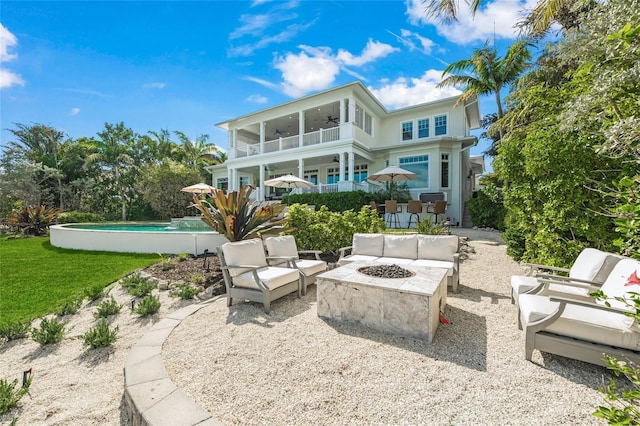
[206,81,483,225]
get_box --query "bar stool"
[427,200,447,224]
[406,200,423,228]
[385,199,401,228]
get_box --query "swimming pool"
[50,220,229,255]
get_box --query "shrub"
[287,204,385,255]
[0,320,30,342]
[31,317,65,345]
[416,220,450,235]
[133,295,161,317]
[7,205,59,236]
[191,273,205,286]
[170,283,200,300]
[55,298,82,316]
[57,211,105,223]
[83,284,105,302]
[0,376,31,415]
[93,297,122,318]
[176,253,190,262]
[121,273,156,297]
[82,319,119,349]
[467,184,506,231]
[285,190,389,212]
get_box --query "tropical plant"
[7,205,59,236]
[467,184,506,230]
[193,184,286,241]
[138,160,201,219]
[31,317,65,345]
[416,219,450,235]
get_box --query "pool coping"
[123,296,225,426]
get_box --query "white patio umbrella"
[367,165,418,182]
[264,174,314,189]
[180,183,216,194]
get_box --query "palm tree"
[174,131,225,168]
[437,38,532,120]
[84,122,135,220]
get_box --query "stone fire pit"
[357,264,415,279]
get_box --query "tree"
[84,123,135,220]
[174,131,225,172]
[138,161,201,219]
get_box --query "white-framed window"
[304,169,318,184]
[355,104,364,129]
[239,176,249,187]
[399,155,429,188]
[402,121,413,141]
[364,112,372,135]
[216,177,228,191]
[435,114,447,136]
[441,153,449,188]
[353,164,368,183]
[418,118,430,138]
[327,167,340,184]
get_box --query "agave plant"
[193,184,287,241]
[7,205,60,236]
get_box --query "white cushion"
[383,234,417,259]
[338,254,380,266]
[233,266,300,290]
[375,257,414,265]
[352,233,384,257]
[222,239,268,277]
[417,235,458,261]
[519,293,640,350]
[511,275,590,298]
[264,235,299,258]
[409,259,453,275]
[570,248,621,283]
[295,259,327,276]
[597,258,640,310]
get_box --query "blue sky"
[1,0,536,161]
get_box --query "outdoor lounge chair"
[518,258,640,367]
[218,238,301,313]
[263,235,328,296]
[510,248,622,304]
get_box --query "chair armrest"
[222,264,263,271]
[522,263,570,276]
[265,256,295,267]
[298,250,322,260]
[548,293,636,316]
[338,246,353,258]
[537,276,601,291]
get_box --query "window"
[355,104,364,129]
[402,122,413,141]
[399,155,429,188]
[435,115,447,136]
[418,118,430,138]
[216,178,228,191]
[353,164,368,183]
[441,154,449,188]
[327,167,340,184]
[364,112,372,135]
[304,169,318,185]
[239,176,249,187]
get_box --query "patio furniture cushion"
[409,259,454,275]
[294,259,329,277]
[353,233,384,257]
[233,266,301,291]
[595,258,640,310]
[417,235,458,261]
[338,254,380,266]
[383,234,417,259]
[376,257,414,265]
[221,238,268,277]
[569,248,621,283]
[264,235,298,258]
[519,293,639,350]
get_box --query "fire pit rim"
[356,264,416,279]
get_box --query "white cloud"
[228,21,315,57]
[336,39,399,66]
[246,94,268,103]
[143,82,166,89]
[368,70,461,110]
[405,0,537,44]
[244,76,280,91]
[0,68,25,88]
[274,50,340,97]
[0,24,24,89]
[69,107,80,116]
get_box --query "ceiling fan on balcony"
[274,128,285,136]
[326,115,339,125]
[332,156,339,163]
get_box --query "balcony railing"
[231,126,342,158]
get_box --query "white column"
[299,111,305,147]
[349,96,356,124]
[340,99,346,124]
[298,158,304,179]
[259,122,265,154]
[348,152,355,182]
[259,164,265,201]
[339,153,345,182]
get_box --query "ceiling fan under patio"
[326,115,339,125]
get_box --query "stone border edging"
[124,297,225,426]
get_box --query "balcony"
[231,126,342,159]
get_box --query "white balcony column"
[348,152,355,181]
[299,111,305,147]
[228,168,235,191]
[348,96,356,124]
[259,164,266,201]
[339,152,345,182]
[298,158,304,179]
[259,122,265,154]
[340,99,346,124]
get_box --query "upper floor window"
[402,122,413,141]
[355,104,364,129]
[418,118,430,138]
[364,112,372,135]
[435,114,447,136]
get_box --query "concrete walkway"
[123,298,225,426]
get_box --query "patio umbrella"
[181,183,215,194]
[264,174,314,189]
[367,165,418,182]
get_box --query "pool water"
[65,223,214,233]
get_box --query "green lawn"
[0,237,159,324]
